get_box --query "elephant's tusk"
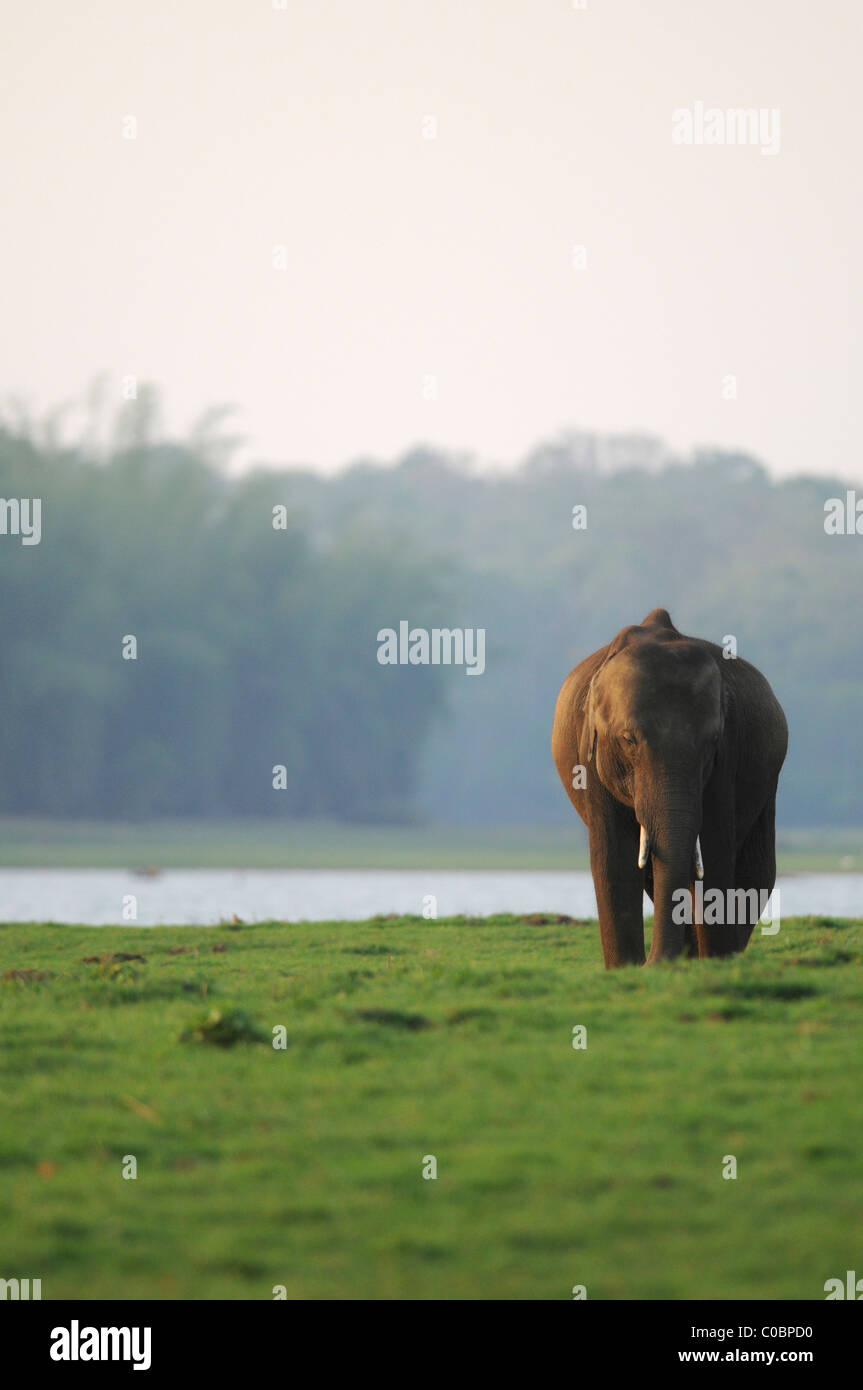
[694,836,704,880]
[637,825,650,869]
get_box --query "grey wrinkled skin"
[552,609,788,968]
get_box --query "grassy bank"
[1,913,861,1299]
[0,818,861,871]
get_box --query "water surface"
[0,868,859,925]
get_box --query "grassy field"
[0,816,862,871]
[1,913,861,1300]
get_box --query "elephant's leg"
[683,903,699,958]
[733,793,778,953]
[588,805,645,968]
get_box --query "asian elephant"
[551,609,788,967]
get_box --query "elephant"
[551,609,788,967]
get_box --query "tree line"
[0,395,859,826]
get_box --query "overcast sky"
[1,0,859,475]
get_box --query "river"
[0,868,860,925]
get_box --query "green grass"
[0,817,861,870]
[1,914,861,1300]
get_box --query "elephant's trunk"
[639,782,702,963]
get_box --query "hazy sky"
[1,0,859,474]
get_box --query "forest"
[0,390,858,828]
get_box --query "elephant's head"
[584,615,724,959]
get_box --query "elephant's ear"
[583,623,645,763]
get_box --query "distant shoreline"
[0,818,859,874]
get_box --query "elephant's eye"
[621,731,636,745]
